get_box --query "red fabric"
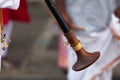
[2,0,30,25]
[2,8,9,24]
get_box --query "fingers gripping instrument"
[45,0,100,71]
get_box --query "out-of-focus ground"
[0,0,120,80]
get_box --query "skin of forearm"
[114,6,120,18]
[54,0,73,28]
[55,0,66,13]
[54,0,84,30]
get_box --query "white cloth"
[0,21,13,71]
[0,0,20,9]
[111,14,120,37]
[67,28,120,80]
[65,0,120,80]
[1,21,13,57]
[111,14,120,44]
[66,0,120,33]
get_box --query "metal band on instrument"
[73,43,82,51]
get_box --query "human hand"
[110,27,120,40]
[114,6,120,19]
[53,12,85,31]
[61,12,85,30]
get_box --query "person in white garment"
[55,0,120,80]
[0,0,20,69]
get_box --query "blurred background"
[0,0,120,80]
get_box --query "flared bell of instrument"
[72,48,100,71]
